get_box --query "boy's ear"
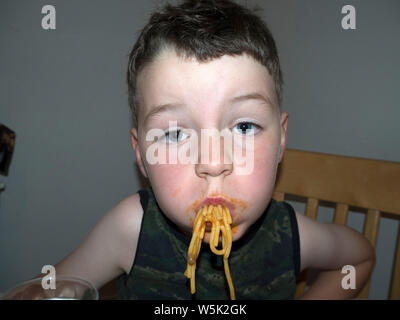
[130,128,148,178]
[278,112,289,163]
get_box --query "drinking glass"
[1,276,99,300]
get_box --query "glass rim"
[1,275,99,300]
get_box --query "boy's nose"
[195,135,233,178]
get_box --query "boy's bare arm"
[53,193,143,289]
[296,211,376,299]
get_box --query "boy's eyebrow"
[229,92,274,108]
[144,92,274,124]
[144,102,185,125]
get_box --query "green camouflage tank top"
[117,187,300,300]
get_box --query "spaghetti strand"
[185,204,236,299]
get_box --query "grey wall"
[0,0,399,298]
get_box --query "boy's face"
[131,49,288,242]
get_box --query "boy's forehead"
[137,49,279,123]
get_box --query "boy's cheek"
[146,164,197,222]
[250,151,280,191]
[147,163,189,194]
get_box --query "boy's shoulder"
[53,193,144,288]
[107,192,143,236]
[107,192,144,274]
[113,192,143,217]
[294,210,321,272]
[294,210,340,272]
[294,209,374,274]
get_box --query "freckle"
[172,187,181,197]
[232,226,239,234]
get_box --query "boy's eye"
[164,129,189,143]
[232,122,260,135]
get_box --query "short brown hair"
[127,0,283,129]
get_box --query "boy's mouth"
[191,195,247,224]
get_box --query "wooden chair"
[273,148,400,299]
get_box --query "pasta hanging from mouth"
[184,204,235,300]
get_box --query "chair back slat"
[357,281,370,299]
[295,271,308,299]
[364,209,381,247]
[334,203,349,225]
[306,198,319,219]
[389,223,400,300]
[294,198,320,299]
[353,210,381,299]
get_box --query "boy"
[54,0,375,299]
